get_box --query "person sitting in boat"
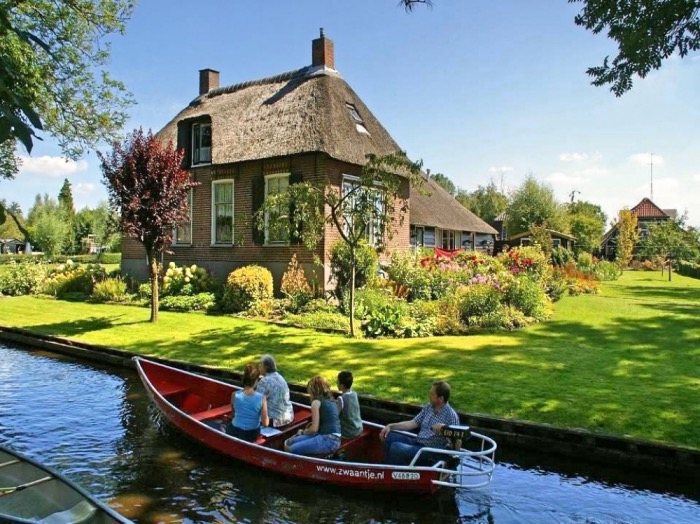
[227,363,269,442]
[379,380,459,465]
[257,354,294,427]
[284,376,341,456]
[336,370,362,439]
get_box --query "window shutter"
[289,171,303,244]
[252,174,265,245]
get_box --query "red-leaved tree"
[99,128,197,322]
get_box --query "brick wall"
[121,152,412,291]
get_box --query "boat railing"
[407,428,497,489]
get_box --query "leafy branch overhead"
[399,0,700,95]
[0,0,134,157]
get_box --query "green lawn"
[1,271,698,449]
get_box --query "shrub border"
[0,325,697,480]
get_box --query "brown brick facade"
[121,152,411,292]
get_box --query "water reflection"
[0,343,698,523]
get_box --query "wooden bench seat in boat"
[192,404,232,421]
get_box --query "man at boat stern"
[379,381,460,466]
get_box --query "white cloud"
[559,152,602,162]
[693,174,700,182]
[73,183,98,197]
[575,167,608,178]
[634,177,679,193]
[488,165,513,174]
[18,155,88,178]
[628,153,665,166]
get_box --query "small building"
[505,229,575,251]
[601,198,675,259]
[409,177,497,251]
[0,238,25,255]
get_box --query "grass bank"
[1,271,698,449]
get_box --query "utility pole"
[650,153,654,201]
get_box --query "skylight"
[346,102,369,134]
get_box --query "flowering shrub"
[163,262,212,296]
[43,261,107,298]
[497,246,550,282]
[0,260,48,296]
[504,277,551,320]
[160,293,216,312]
[456,283,501,326]
[91,277,128,303]
[280,254,312,312]
[222,265,273,312]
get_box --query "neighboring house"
[121,31,413,291]
[601,198,676,259]
[505,229,575,251]
[0,238,24,255]
[409,177,497,251]
[489,211,507,241]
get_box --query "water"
[0,343,698,523]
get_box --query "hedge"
[677,260,700,279]
[0,253,121,265]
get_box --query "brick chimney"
[312,28,334,69]
[199,68,220,95]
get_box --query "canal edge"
[1,325,698,480]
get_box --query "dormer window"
[345,103,369,135]
[192,122,212,165]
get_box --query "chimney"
[199,68,220,95]
[312,28,334,69]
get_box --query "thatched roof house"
[410,177,497,250]
[122,30,496,290]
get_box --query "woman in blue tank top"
[284,376,340,456]
[227,363,269,442]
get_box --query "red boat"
[135,357,496,494]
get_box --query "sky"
[5,0,700,227]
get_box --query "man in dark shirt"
[379,380,460,465]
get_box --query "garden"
[0,243,618,339]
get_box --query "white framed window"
[552,238,562,247]
[345,103,369,135]
[173,189,193,244]
[520,238,532,246]
[265,173,290,244]
[442,230,457,250]
[192,123,212,165]
[424,227,436,247]
[342,175,383,246]
[211,179,234,244]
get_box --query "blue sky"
[6,0,700,226]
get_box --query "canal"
[0,343,698,523]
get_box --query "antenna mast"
[650,153,654,201]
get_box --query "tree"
[258,151,424,337]
[429,172,456,196]
[28,195,67,256]
[456,180,508,223]
[99,128,197,323]
[58,178,77,252]
[640,216,700,281]
[0,199,24,239]
[399,0,700,96]
[616,208,638,271]
[505,175,568,236]
[568,200,606,254]
[0,0,134,163]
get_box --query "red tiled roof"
[630,198,669,219]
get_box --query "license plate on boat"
[391,471,420,480]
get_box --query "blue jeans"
[288,433,340,456]
[383,432,443,466]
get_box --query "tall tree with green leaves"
[640,216,700,281]
[27,195,67,256]
[616,208,639,272]
[398,0,700,96]
[429,172,456,196]
[456,180,509,224]
[568,200,606,254]
[57,178,77,252]
[100,128,197,323]
[258,151,424,337]
[506,175,568,236]
[0,0,134,163]
[0,199,24,239]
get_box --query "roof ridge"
[189,65,341,106]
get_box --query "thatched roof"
[508,229,576,241]
[410,177,498,234]
[157,66,401,166]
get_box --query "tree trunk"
[349,247,356,338]
[668,257,672,282]
[148,249,159,323]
